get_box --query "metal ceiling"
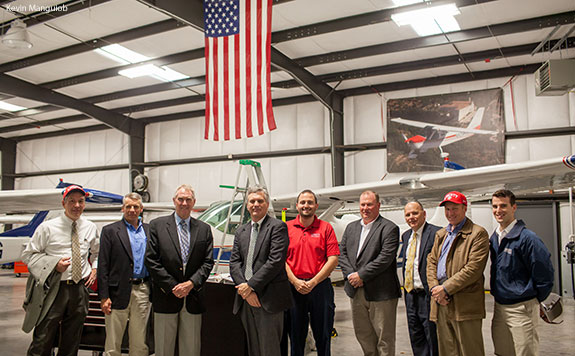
[0,0,573,142]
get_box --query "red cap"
[439,191,467,206]
[62,185,88,200]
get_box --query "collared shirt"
[175,214,191,265]
[406,224,425,290]
[286,215,340,279]
[22,214,99,281]
[357,218,376,257]
[496,219,517,245]
[124,218,148,278]
[437,217,467,282]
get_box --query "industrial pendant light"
[2,19,33,49]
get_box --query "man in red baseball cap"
[21,184,99,355]
[426,191,490,356]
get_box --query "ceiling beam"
[0,0,114,32]
[0,73,144,136]
[271,0,498,43]
[0,19,181,74]
[295,11,575,68]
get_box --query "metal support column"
[129,126,146,192]
[0,137,16,190]
[330,95,344,186]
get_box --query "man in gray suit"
[339,190,401,356]
[401,201,440,356]
[230,185,292,356]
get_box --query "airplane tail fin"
[467,107,486,130]
[0,211,49,237]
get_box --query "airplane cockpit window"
[197,200,248,234]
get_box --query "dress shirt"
[22,214,99,281]
[357,218,375,257]
[496,219,517,245]
[407,224,425,290]
[175,214,191,266]
[124,218,148,278]
[437,217,467,282]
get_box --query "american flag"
[204,0,276,141]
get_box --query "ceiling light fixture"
[119,64,189,82]
[0,101,27,112]
[391,4,461,36]
[94,44,150,65]
[2,19,33,49]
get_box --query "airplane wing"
[391,117,496,135]
[272,155,575,210]
[0,187,123,214]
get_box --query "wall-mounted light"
[2,20,33,49]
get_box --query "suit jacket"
[229,215,292,314]
[97,220,150,310]
[339,215,401,301]
[22,255,61,333]
[427,218,489,322]
[145,213,214,314]
[401,222,441,294]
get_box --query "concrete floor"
[1,270,574,355]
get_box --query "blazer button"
[179,268,183,271]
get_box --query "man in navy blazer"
[401,201,440,356]
[339,190,401,356]
[98,192,151,356]
[230,185,292,356]
[145,184,214,356]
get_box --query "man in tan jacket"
[427,191,489,356]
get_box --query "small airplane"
[0,181,123,265]
[198,154,575,279]
[391,105,498,158]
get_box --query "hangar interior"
[1,0,575,354]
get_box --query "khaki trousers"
[154,307,202,356]
[491,298,540,356]
[436,304,484,356]
[350,288,398,356]
[104,283,151,356]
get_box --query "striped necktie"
[404,232,417,293]
[245,223,259,279]
[71,221,82,283]
[179,220,190,263]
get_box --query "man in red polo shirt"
[285,190,340,356]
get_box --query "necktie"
[179,220,190,263]
[245,223,259,280]
[404,232,417,293]
[71,221,82,283]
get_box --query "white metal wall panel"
[16,130,128,173]
[14,169,129,194]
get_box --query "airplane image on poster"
[391,105,497,159]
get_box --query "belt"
[61,279,85,285]
[130,277,150,285]
[409,288,425,294]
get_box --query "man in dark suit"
[230,185,292,356]
[339,190,401,356]
[145,184,214,356]
[98,192,151,356]
[401,201,440,356]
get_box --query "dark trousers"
[239,300,284,356]
[404,289,438,356]
[288,278,335,356]
[28,282,89,356]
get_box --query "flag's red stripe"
[264,0,275,130]
[223,36,230,141]
[204,37,211,140]
[245,0,253,138]
[256,0,264,135]
[213,39,219,141]
[234,33,241,139]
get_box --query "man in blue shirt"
[98,192,151,356]
[490,189,554,356]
